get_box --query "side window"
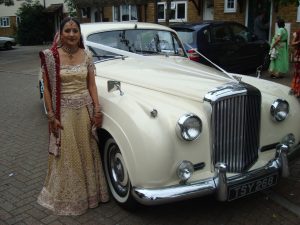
[230,24,251,42]
[87,31,120,61]
[211,26,231,43]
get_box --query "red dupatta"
[39,33,61,156]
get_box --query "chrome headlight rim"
[176,113,202,141]
[270,99,289,122]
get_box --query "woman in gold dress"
[37,17,109,215]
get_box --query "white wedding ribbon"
[85,40,236,82]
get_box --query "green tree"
[16,0,52,45]
[0,0,14,6]
[64,0,77,17]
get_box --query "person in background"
[268,18,289,79]
[290,29,300,98]
[254,10,269,41]
[37,17,109,215]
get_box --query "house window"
[157,3,165,20]
[224,0,237,13]
[297,3,300,22]
[0,17,10,27]
[113,5,138,22]
[81,8,88,18]
[157,1,187,22]
[113,6,120,21]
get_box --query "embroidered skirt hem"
[38,106,109,215]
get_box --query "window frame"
[224,0,237,13]
[0,17,10,28]
[157,1,188,22]
[112,5,138,22]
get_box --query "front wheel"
[103,138,138,210]
[5,42,12,50]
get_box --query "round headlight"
[176,113,202,141]
[177,160,194,182]
[270,99,289,122]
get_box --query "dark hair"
[277,18,285,28]
[59,17,84,48]
[60,17,81,34]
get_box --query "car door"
[204,24,239,72]
[228,23,268,73]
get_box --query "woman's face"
[61,20,81,47]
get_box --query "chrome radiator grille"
[205,82,261,173]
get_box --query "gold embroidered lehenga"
[38,51,109,215]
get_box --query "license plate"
[228,173,278,201]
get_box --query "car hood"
[231,73,291,97]
[96,56,235,102]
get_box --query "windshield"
[87,29,186,60]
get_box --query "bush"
[17,0,53,45]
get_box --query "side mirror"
[107,80,124,96]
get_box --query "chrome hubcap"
[108,144,129,197]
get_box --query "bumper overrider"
[132,143,299,205]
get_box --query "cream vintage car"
[79,22,300,209]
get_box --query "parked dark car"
[170,21,270,74]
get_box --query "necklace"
[61,45,79,59]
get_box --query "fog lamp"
[177,160,194,182]
[281,133,296,148]
[270,99,289,122]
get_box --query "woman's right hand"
[50,119,64,137]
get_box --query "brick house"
[1,0,300,44]
[80,0,300,43]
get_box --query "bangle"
[94,105,102,113]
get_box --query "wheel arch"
[97,115,138,185]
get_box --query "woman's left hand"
[92,113,103,128]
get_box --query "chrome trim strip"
[204,82,248,102]
[131,144,295,205]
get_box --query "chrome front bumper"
[132,144,293,205]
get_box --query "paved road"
[0,46,299,225]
